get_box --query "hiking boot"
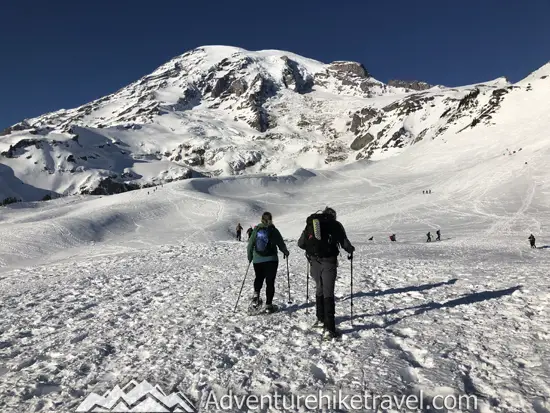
[250,294,262,309]
[264,304,278,314]
[312,319,325,329]
[322,329,342,341]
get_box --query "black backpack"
[254,227,276,256]
[303,213,338,258]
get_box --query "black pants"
[530,241,536,248]
[237,231,242,241]
[253,261,278,305]
[310,257,338,333]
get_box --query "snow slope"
[3,46,545,203]
[1,65,550,412]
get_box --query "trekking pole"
[349,254,354,326]
[305,259,310,314]
[233,262,251,313]
[286,256,292,304]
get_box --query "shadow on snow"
[340,285,522,334]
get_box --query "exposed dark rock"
[244,75,276,132]
[349,107,379,133]
[328,61,369,78]
[383,94,435,116]
[85,178,141,195]
[1,138,41,158]
[388,80,432,91]
[281,56,313,93]
[229,78,247,96]
[350,133,374,150]
[382,127,409,149]
[325,153,348,164]
[0,120,32,136]
[414,129,429,143]
[211,74,232,98]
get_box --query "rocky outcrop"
[84,177,141,195]
[350,108,379,133]
[242,75,275,132]
[281,56,313,93]
[328,61,369,78]
[0,120,33,136]
[388,80,432,91]
[350,133,374,150]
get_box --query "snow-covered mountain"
[0,45,548,201]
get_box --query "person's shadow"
[282,278,458,315]
[340,285,522,334]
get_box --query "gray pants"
[310,257,338,332]
[310,257,337,298]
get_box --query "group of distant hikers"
[235,211,540,341]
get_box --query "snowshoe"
[322,329,342,341]
[247,295,263,315]
[312,320,325,329]
[264,304,279,314]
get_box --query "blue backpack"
[255,227,274,256]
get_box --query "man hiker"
[247,212,289,314]
[298,207,355,341]
[436,229,441,241]
[427,232,432,242]
[529,234,536,248]
[389,234,396,242]
[236,223,243,241]
[246,226,253,240]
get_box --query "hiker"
[246,226,253,240]
[529,234,536,248]
[427,232,432,242]
[368,236,373,241]
[436,229,441,241]
[389,234,396,242]
[298,207,355,340]
[236,223,243,241]
[247,212,289,313]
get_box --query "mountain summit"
[0,45,546,201]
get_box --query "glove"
[283,251,290,259]
[347,254,353,260]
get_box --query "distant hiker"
[529,234,536,249]
[429,189,432,194]
[436,229,441,241]
[236,223,243,241]
[426,232,432,242]
[246,226,253,240]
[423,190,425,194]
[368,236,374,241]
[298,207,355,341]
[247,212,289,313]
[389,234,396,242]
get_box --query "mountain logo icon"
[75,379,196,412]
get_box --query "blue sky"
[1,0,549,129]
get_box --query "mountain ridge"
[0,45,547,202]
